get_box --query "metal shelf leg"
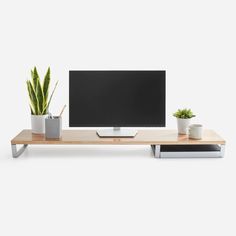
[151,145,161,158]
[11,144,28,158]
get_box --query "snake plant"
[26,67,58,115]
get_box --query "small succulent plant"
[173,108,196,119]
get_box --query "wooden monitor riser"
[11,129,225,158]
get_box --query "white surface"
[0,0,235,235]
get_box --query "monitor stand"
[96,127,137,138]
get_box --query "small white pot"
[177,118,191,134]
[31,115,47,134]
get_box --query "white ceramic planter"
[177,118,191,134]
[31,115,47,134]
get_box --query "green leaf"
[32,67,39,91]
[27,81,35,113]
[27,80,39,115]
[27,82,35,113]
[31,70,34,80]
[35,79,44,114]
[42,67,50,106]
[29,104,34,115]
[43,80,58,114]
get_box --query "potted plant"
[26,67,58,134]
[173,108,195,134]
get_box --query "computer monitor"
[69,70,165,137]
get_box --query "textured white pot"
[177,118,191,134]
[31,115,47,134]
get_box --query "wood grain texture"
[11,129,225,145]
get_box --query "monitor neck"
[113,127,120,131]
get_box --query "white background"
[0,0,235,235]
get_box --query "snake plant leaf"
[27,81,36,114]
[29,104,34,115]
[27,80,35,107]
[32,67,39,90]
[27,83,35,115]
[42,67,50,107]
[42,80,58,114]
[27,80,39,115]
[31,70,34,80]
[35,79,44,114]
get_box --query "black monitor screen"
[69,71,165,127]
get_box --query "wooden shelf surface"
[11,129,225,145]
